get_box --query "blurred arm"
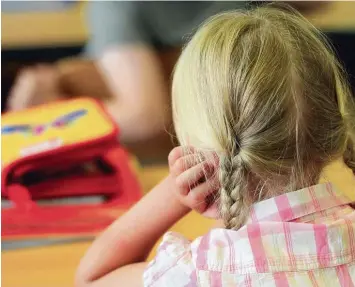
[57,46,171,144]
[98,46,171,143]
[85,1,171,143]
[58,43,173,145]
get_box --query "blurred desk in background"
[1,1,87,49]
[1,2,355,49]
[307,1,355,31]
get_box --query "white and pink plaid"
[144,182,355,286]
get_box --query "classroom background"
[2,2,355,286]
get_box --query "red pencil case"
[1,98,142,239]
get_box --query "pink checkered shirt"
[144,182,355,286]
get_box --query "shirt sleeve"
[143,232,197,287]
[85,1,152,58]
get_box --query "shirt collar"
[247,182,353,223]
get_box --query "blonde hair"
[172,4,355,229]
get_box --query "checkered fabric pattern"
[144,182,355,286]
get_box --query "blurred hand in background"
[8,64,61,111]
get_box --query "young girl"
[75,4,355,287]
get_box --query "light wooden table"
[2,160,354,287]
[1,2,355,49]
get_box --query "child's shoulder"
[144,228,240,286]
[152,228,234,265]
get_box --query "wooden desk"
[2,160,354,287]
[1,2,87,49]
[1,2,355,49]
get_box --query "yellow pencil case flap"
[1,98,118,169]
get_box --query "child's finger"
[171,153,205,176]
[168,147,184,167]
[188,174,219,203]
[175,161,213,195]
[186,177,219,214]
[168,146,196,167]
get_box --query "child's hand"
[168,146,220,218]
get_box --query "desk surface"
[2,160,355,287]
[2,2,355,49]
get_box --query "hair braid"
[219,153,250,230]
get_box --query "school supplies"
[2,98,142,241]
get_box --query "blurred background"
[2,2,355,286]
